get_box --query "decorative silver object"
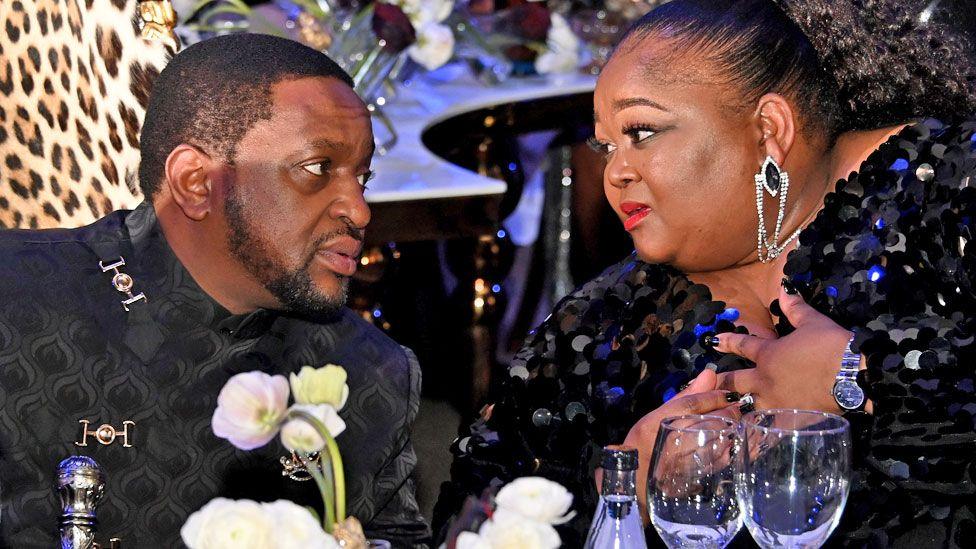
[98,257,147,311]
[754,156,801,263]
[75,420,136,448]
[56,456,105,549]
[280,451,320,482]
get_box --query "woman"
[433,0,976,546]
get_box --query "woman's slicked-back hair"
[620,0,976,138]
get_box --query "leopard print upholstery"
[0,0,176,229]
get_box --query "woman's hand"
[713,281,871,413]
[619,369,740,523]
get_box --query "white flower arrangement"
[181,498,341,549]
[448,476,575,549]
[391,0,457,70]
[534,13,581,75]
[184,364,360,549]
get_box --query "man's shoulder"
[292,308,419,385]
[0,211,130,299]
[0,210,127,251]
[333,308,419,383]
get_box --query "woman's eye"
[302,161,329,176]
[586,136,617,157]
[626,128,656,143]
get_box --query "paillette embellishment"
[75,420,136,448]
[98,257,147,311]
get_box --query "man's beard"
[224,189,358,317]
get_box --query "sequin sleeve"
[784,119,976,546]
[431,256,644,546]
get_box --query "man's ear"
[163,144,216,222]
[753,93,797,167]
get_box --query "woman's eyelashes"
[622,124,660,145]
[586,136,617,157]
[587,124,664,158]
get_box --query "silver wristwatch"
[832,334,866,412]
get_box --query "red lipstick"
[620,201,651,231]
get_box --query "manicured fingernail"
[738,393,755,414]
[781,277,798,295]
[678,382,691,392]
[769,299,783,316]
[725,391,741,402]
[707,336,721,347]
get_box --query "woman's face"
[593,38,766,273]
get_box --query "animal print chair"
[0,0,178,229]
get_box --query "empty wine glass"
[737,409,851,548]
[649,415,743,548]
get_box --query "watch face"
[833,380,865,410]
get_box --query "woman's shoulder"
[544,253,704,326]
[786,117,975,326]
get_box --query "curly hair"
[620,0,976,137]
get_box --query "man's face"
[221,76,374,316]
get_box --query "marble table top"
[364,65,597,204]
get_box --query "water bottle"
[584,445,648,549]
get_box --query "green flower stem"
[305,453,336,532]
[289,410,347,523]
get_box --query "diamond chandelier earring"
[754,156,801,263]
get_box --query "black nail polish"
[739,402,755,414]
[725,392,741,402]
[769,299,783,317]
[781,277,798,295]
[678,382,690,392]
[707,335,721,347]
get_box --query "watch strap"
[834,333,867,412]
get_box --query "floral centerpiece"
[181,365,365,549]
[485,0,581,75]
[444,476,575,549]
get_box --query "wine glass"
[737,409,851,548]
[649,415,743,548]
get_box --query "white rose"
[534,49,578,74]
[181,498,274,549]
[478,509,561,549]
[454,531,492,549]
[398,0,453,27]
[494,476,575,524]
[535,14,580,74]
[408,22,456,71]
[547,14,580,52]
[263,500,340,549]
[431,0,455,23]
[280,404,346,453]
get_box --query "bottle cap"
[600,445,638,471]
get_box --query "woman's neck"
[826,125,907,187]
[688,124,906,335]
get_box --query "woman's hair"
[619,0,976,137]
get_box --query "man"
[0,34,429,547]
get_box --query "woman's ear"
[163,144,215,222]
[754,93,797,167]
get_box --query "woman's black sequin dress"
[434,119,976,548]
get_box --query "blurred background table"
[350,65,638,518]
